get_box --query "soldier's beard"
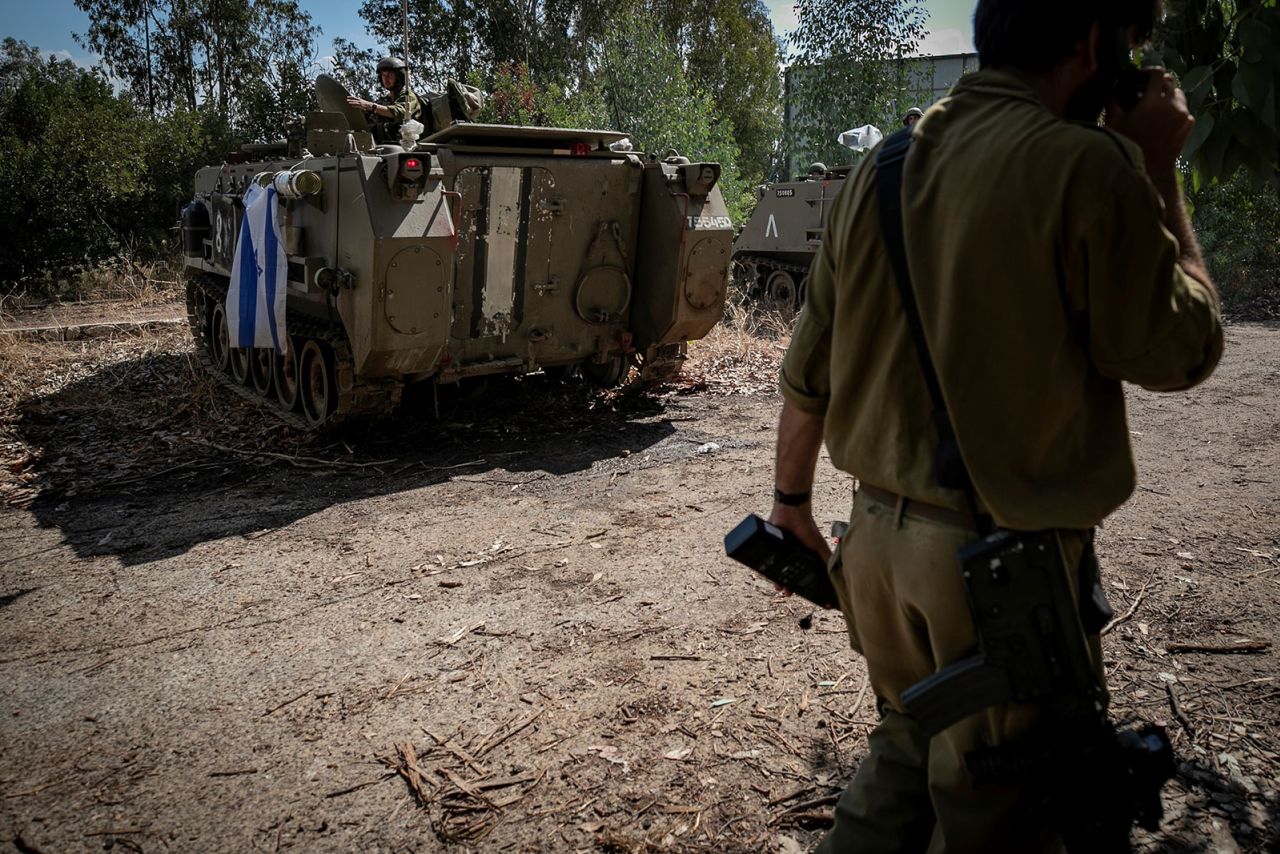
[1064,72,1112,123]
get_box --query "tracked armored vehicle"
[730,165,851,309]
[180,81,732,429]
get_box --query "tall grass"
[3,254,187,308]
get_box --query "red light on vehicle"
[405,158,421,169]
[570,143,590,156]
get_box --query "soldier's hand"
[345,95,371,112]
[767,503,832,598]
[1106,67,1195,172]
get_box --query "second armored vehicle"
[730,164,851,309]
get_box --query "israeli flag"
[226,183,288,354]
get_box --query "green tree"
[1191,173,1280,315]
[596,10,751,220]
[350,0,611,88]
[328,37,378,99]
[785,0,928,172]
[73,0,320,139]
[0,38,212,290]
[347,0,781,194]
[1152,0,1280,186]
[645,0,782,190]
[464,62,602,128]
[457,12,752,219]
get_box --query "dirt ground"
[0,305,1277,853]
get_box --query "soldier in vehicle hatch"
[346,56,421,143]
[346,58,485,140]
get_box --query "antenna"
[402,0,410,92]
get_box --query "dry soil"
[0,311,1276,853]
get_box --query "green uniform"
[781,70,1222,851]
[370,86,422,140]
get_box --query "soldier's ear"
[1083,22,1101,75]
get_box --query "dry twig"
[1165,638,1271,654]
[262,689,310,717]
[197,439,395,470]
[392,741,434,807]
[1165,682,1195,737]
[1102,574,1154,636]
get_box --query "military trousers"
[815,488,1099,854]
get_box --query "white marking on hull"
[483,166,521,331]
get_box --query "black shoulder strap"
[874,129,988,529]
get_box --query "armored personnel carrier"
[730,164,851,309]
[180,78,732,429]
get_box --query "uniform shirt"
[781,70,1223,531]
[374,86,422,124]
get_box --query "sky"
[4,0,977,68]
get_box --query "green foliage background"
[0,38,219,291]
[0,0,1276,316]
[784,0,930,171]
[1152,0,1280,189]
[1192,172,1280,317]
[1149,0,1280,315]
[462,9,752,223]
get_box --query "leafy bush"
[1192,173,1280,319]
[0,39,225,295]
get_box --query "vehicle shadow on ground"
[10,352,689,566]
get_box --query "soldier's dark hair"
[974,0,1163,71]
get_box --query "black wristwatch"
[774,487,812,506]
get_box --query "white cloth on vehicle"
[838,124,884,152]
[226,183,288,354]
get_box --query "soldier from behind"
[767,0,1221,850]
[346,56,421,143]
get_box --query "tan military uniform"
[781,71,1222,852]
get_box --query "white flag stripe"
[226,184,289,354]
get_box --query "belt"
[858,483,976,529]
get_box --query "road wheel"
[582,355,627,388]
[208,303,231,373]
[299,339,335,427]
[250,348,275,397]
[274,342,301,411]
[229,346,250,385]
[765,269,798,310]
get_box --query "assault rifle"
[901,528,1175,851]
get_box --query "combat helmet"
[376,56,407,88]
[902,106,925,126]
